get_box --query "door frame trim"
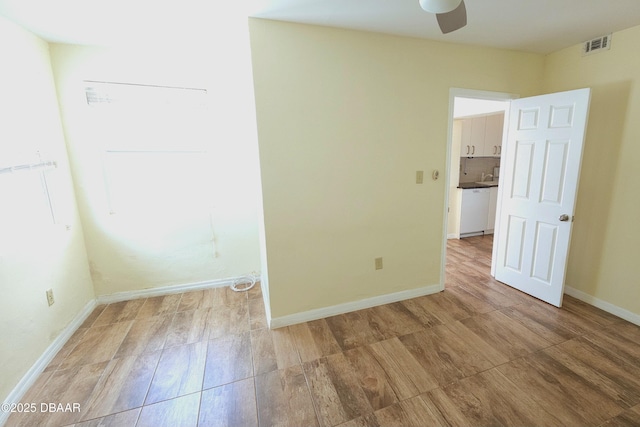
[441,88,519,290]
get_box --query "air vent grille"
[582,34,611,56]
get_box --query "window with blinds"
[84,81,208,109]
[83,81,215,219]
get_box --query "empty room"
[2,0,640,426]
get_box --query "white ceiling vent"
[582,34,611,56]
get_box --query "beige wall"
[49,41,262,296]
[543,26,640,315]
[249,19,545,319]
[0,16,94,403]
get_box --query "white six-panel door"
[494,88,591,307]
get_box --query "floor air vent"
[582,34,611,56]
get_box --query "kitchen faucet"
[481,173,494,182]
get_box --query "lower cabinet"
[459,186,499,238]
[486,186,498,233]
[460,188,491,236]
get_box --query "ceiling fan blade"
[436,0,467,34]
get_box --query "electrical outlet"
[46,289,55,306]
[416,171,424,184]
[375,257,383,270]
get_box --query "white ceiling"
[1,0,640,54]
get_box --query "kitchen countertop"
[458,181,499,189]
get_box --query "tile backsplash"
[459,157,501,183]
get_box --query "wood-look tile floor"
[7,235,640,427]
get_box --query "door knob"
[559,214,570,222]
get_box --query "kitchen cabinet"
[484,113,504,157]
[460,117,480,157]
[486,186,499,232]
[459,112,504,158]
[460,188,491,235]
[458,185,499,238]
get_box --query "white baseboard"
[269,283,442,329]
[96,277,238,304]
[0,299,96,427]
[565,286,640,326]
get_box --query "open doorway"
[442,88,517,290]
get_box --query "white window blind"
[84,81,208,109]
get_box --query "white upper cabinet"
[484,113,504,157]
[459,112,504,158]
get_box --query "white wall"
[49,39,263,296]
[0,15,95,404]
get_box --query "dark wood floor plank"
[372,395,450,427]
[207,301,250,340]
[72,408,141,427]
[92,299,146,326]
[80,352,161,421]
[544,341,640,409]
[446,261,490,284]
[136,294,181,318]
[250,326,300,375]
[7,362,108,427]
[562,295,624,328]
[442,368,563,427]
[443,321,509,367]
[582,325,640,366]
[405,293,474,325]
[399,326,494,387]
[303,353,373,427]
[335,413,380,427]
[145,341,207,405]
[59,321,133,370]
[358,303,424,340]
[199,378,258,427]
[325,311,386,351]
[203,332,253,389]
[114,314,172,358]
[524,297,607,335]
[78,304,106,329]
[249,297,268,330]
[368,337,440,398]
[256,365,318,427]
[207,286,248,310]
[598,404,640,427]
[444,285,499,315]
[459,310,552,360]
[399,298,444,328]
[497,352,625,426]
[601,320,640,343]
[176,290,209,312]
[164,308,212,348]
[343,346,399,410]
[423,388,474,427]
[290,319,342,363]
[137,392,200,427]
[500,302,583,344]
[247,282,263,300]
[455,276,531,308]
[45,326,89,372]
